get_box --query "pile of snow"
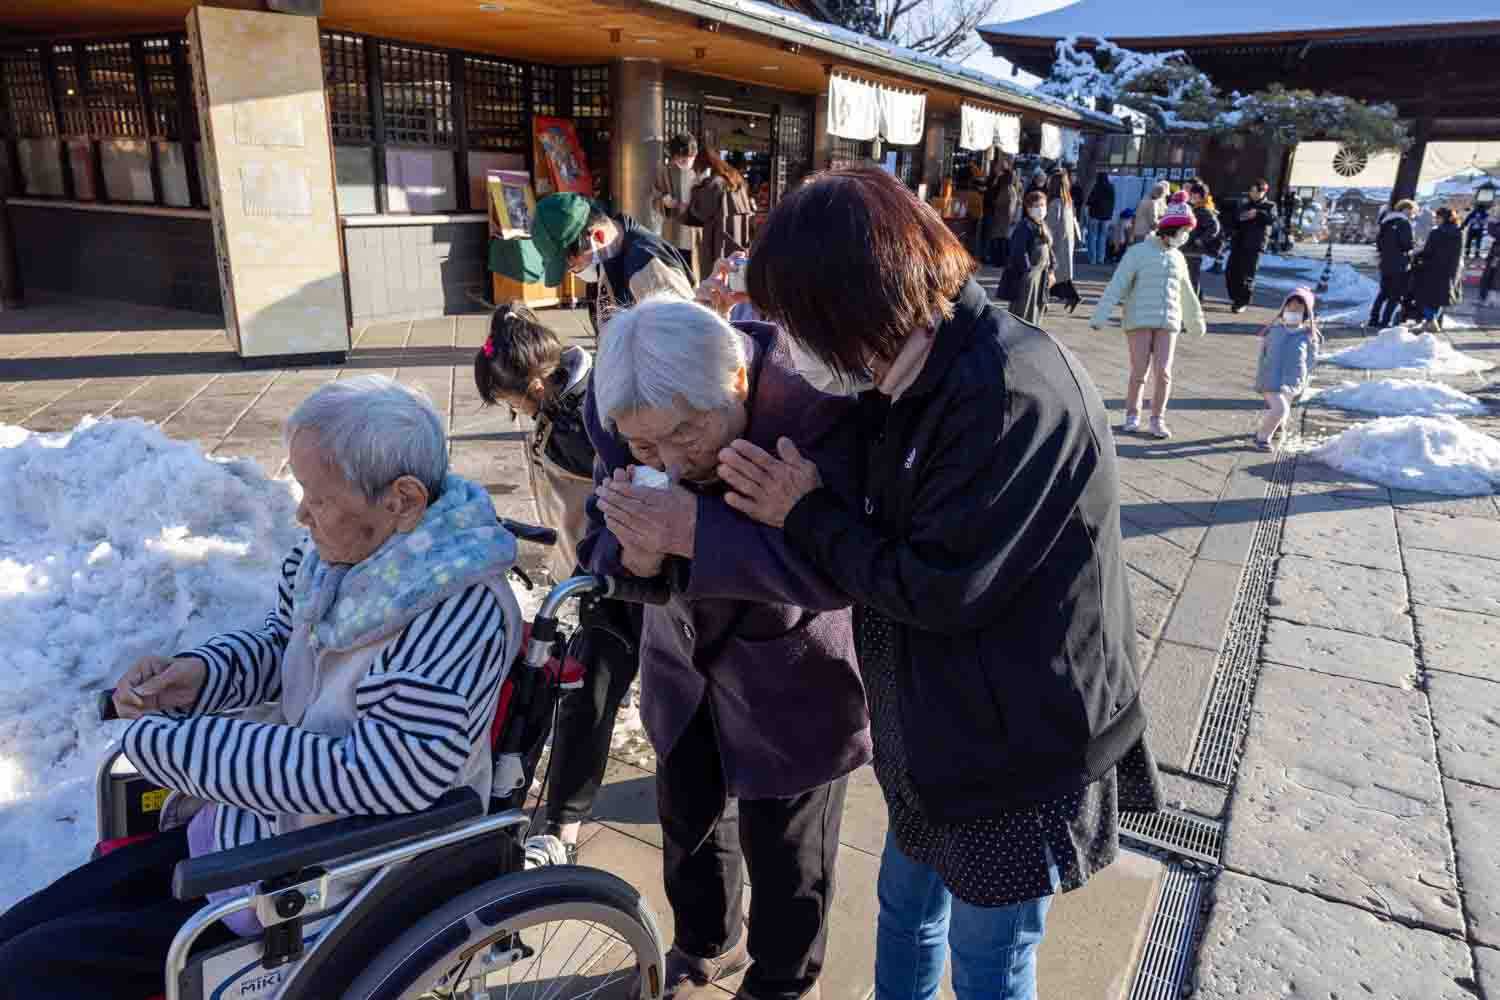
[1256,255,1380,324]
[0,418,558,907]
[1323,328,1494,375]
[1306,416,1500,497]
[0,418,302,906]
[1313,379,1488,417]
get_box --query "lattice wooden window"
[81,41,145,138]
[831,136,871,166]
[531,65,559,119]
[378,41,453,146]
[571,65,610,120]
[1,48,56,137]
[777,108,810,169]
[140,37,186,139]
[321,32,372,144]
[665,97,702,145]
[463,54,526,151]
[52,45,88,137]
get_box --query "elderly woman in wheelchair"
[0,375,666,1000]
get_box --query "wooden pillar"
[0,156,21,310]
[1391,115,1430,207]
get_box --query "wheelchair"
[92,518,669,1000]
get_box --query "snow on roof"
[980,0,1498,42]
[692,0,1121,126]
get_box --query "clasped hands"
[595,438,823,579]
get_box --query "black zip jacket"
[1229,196,1276,253]
[1376,214,1415,278]
[783,279,1146,822]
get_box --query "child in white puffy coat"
[1090,192,1206,439]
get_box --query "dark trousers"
[1226,246,1261,308]
[545,595,643,826]
[0,828,233,1000]
[1370,271,1410,326]
[659,704,847,1000]
[1185,253,1204,299]
[1481,256,1498,300]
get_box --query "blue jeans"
[1086,219,1110,264]
[874,832,1056,1000]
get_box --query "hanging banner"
[959,103,997,153]
[1040,122,1063,160]
[1062,128,1082,162]
[878,88,926,147]
[828,74,880,142]
[995,115,1021,155]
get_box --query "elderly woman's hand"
[112,655,206,720]
[718,437,823,529]
[597,468,699,560]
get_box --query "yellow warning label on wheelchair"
[141,788,168,813]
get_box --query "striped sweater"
[124,545,513,823]
[121,475,522,919]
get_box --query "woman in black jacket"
[1005,190,1055,326]
[1370,200,1417,328]
[725,166,1159,1000]
[1411,206,1465,332]
[1182,179,1222,299]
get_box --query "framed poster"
[488,169,536,238]
[532,117,592,196]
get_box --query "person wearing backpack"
[1370,200,1417,328]
[1181,179,1222,299]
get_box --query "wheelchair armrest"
[172,788,485,901]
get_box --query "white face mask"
[1283,307,1305,325]
[573,247,601,284]
[1028,206,1046,222]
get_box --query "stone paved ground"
[3,253,1498,998]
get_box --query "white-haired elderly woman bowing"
[0,375,522,1000]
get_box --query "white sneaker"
[1123,413,1141,433]
[1149,417,1172,439]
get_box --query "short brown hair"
[747,166,975,379]
[1393,198,1418,214]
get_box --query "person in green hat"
[492,193,695,333]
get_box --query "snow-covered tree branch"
[1038,35,1407,153]
[825,0,1002,61]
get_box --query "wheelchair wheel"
[341,865,665,1000]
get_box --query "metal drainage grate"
[1127,863,1208,1000]
[1186,450,1298,784]
[1122,808,1223,866]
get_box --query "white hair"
[593,295,747,429]
[285,374,448,501]
[1151,181,1170,200]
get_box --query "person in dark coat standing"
[1084,171,1116,265]
[1226,178,1277,313]
[982,165,1020,267]
[690,149,756,282]
[1370,199,1418,328]
[1005,190,1055,326]
[727,166,1160,1000]
[1181,179,1222,299]
[1410,206,1466,331]
[583,296,871,1000]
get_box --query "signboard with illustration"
[532,117,592,196]
[488,170,536,238]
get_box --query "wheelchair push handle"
[497,516,558,547]
[602,575,671,607]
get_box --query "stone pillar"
[813,91,831,171]
[0,158,22,310]
[187,6,347,364]
[610,58,664,225]
[1391,115,1431,207]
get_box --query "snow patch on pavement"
[1311,379,1489,417]
[1323,328,1494,375]
[1255,254,1379,325]
[1303,416,1500,497]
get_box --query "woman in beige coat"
[1045,170,1084,312]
